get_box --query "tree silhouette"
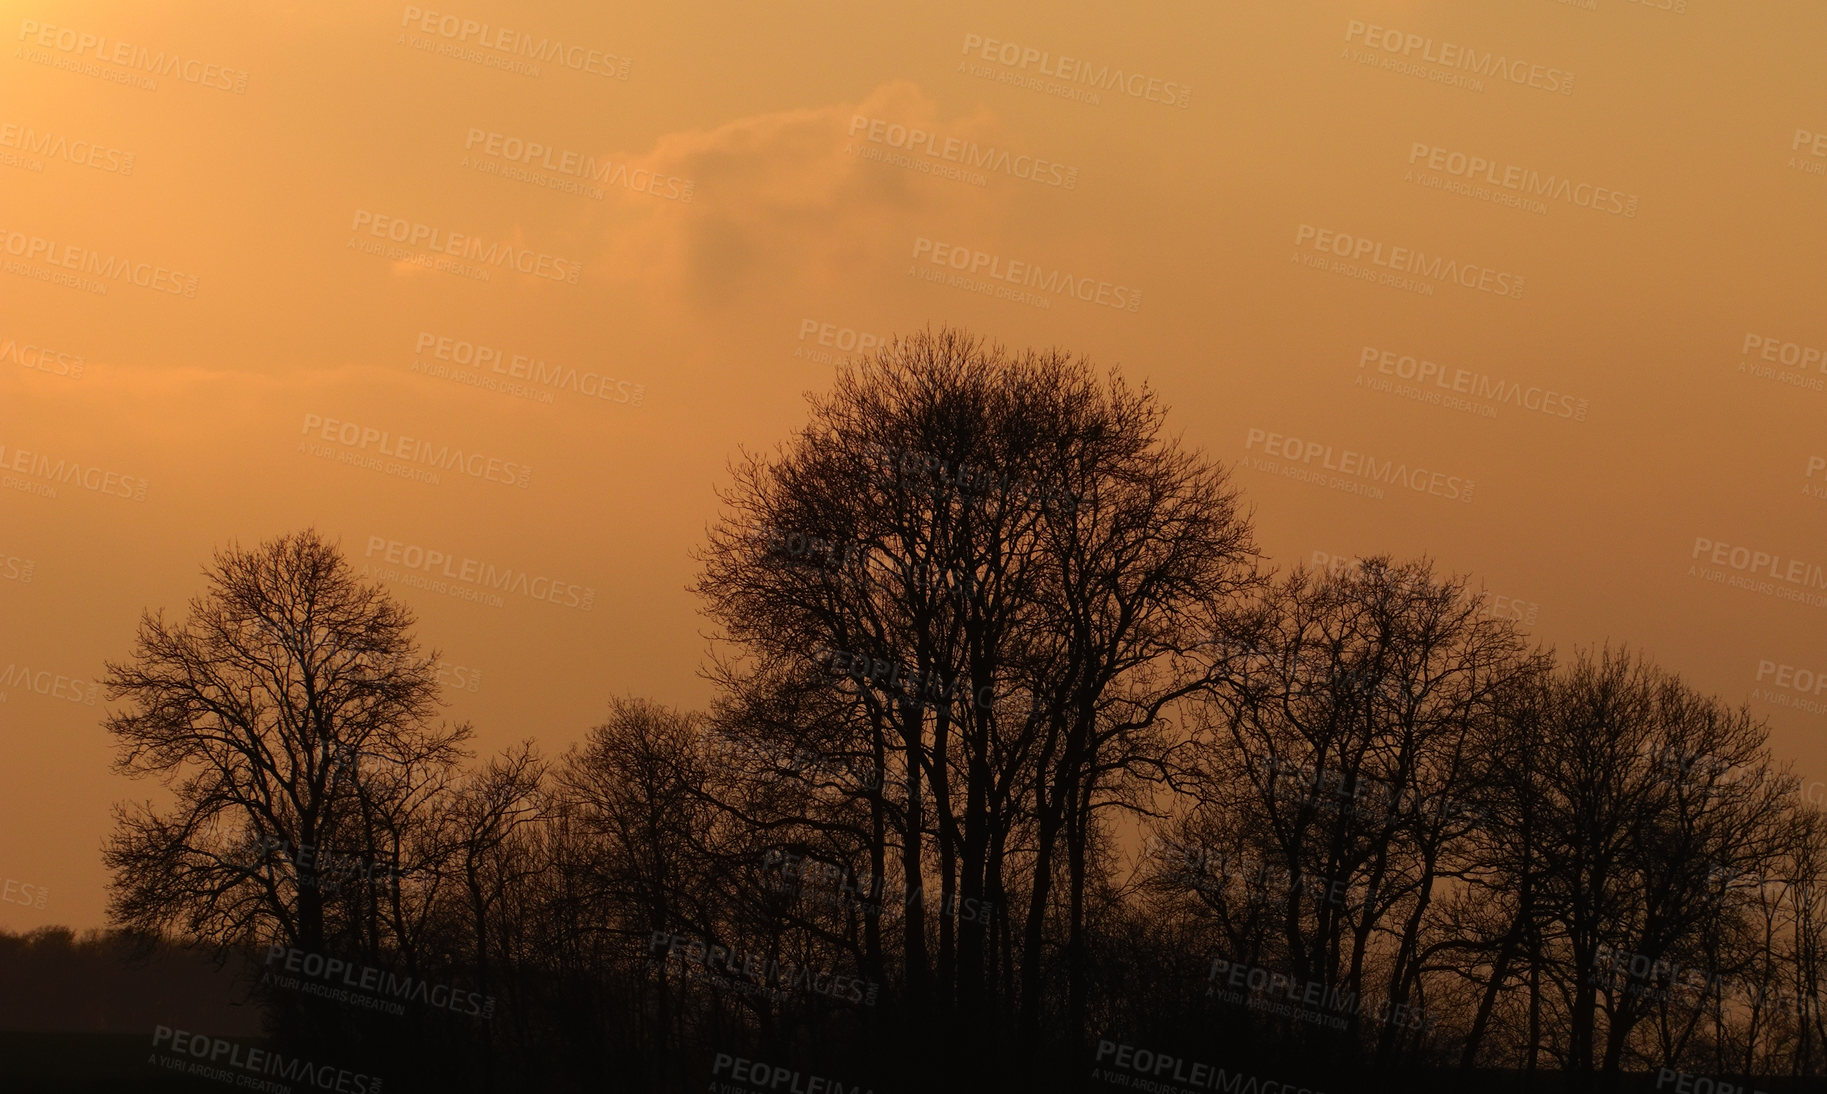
[693,327,1261,1077]
[102,529,470,958]
[71,331,1827,1094]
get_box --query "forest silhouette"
[10,329,1826,1094]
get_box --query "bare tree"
[1170,556,1535,1068]
[694,327,1260,1064]
[102,529,471,955]
[1448,648,1797,1091]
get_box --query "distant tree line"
[97,329,1826,1093]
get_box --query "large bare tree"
[694,327,1261,1060]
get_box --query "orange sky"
[3,0,1826,930]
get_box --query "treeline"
[0,927,261,1035]
[95,329,1826,1093]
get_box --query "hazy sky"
[4,0,1826,930]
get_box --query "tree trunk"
[1459,915,1525,1073]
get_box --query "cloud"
[592,81,1012,310]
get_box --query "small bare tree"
[102,529,471,955]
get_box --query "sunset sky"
[4,0,1826,931]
